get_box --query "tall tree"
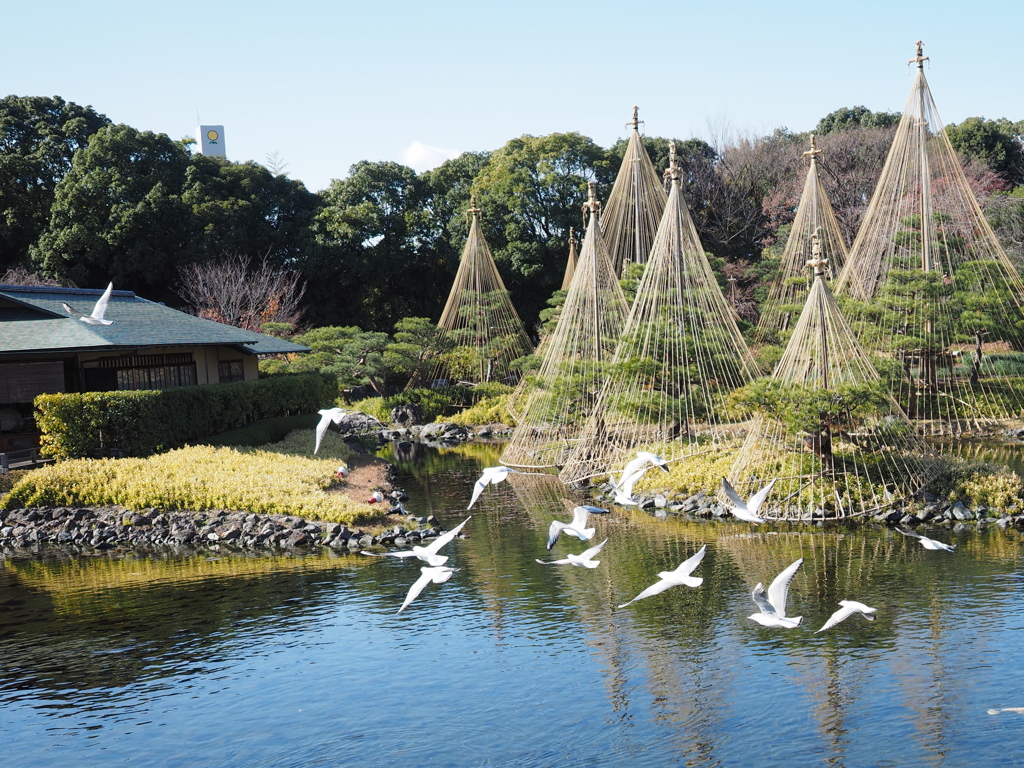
[946,117,1024,188]
[0,96,110,272]
[815,105,901,135]
[308,161,441,330]
[31,123,191,298]
[471,132,604,326]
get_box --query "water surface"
[2,441,1024,767]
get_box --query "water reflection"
[0,441,1023,766]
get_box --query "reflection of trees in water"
[0,553,368,694]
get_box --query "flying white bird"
[896,527,956,552]
[815,600,877,633]
[547,506,597,549]
[362,516,470,566]
[610,451,669,505]
[468,465,520,509]
[618,544,706,608]
[397,565,458,613]
[314,407,351,454]
[536,538,608,569]
[721,477,777,524]
[988,707,1024,716]
[62,282,114,325]
[749,558,804,628]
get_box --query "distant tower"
[196,125,226,157]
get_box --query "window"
[87,353,197,391]
[218,360,245,383]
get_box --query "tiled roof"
[0,285,309,355]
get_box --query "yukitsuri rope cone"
[559,143,758,485]
[754,136,850,349]
[727,236,938,521]
[601,107,668,278]
[429,198,534,385]
[833,41,1024,435]
[500,183,630,470]
[562,227,580,291]
[507,228,582,424]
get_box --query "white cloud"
[399,141,463,172]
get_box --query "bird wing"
[751,583,776,616]
[670,544,707,578]
[314,411,333,454]
[896,527,923,540]
[536,557,571,565]
[91,282,113,321]
[720,477,747,511]
[410,550,448,566]
[617,466,648,499]
[421,516,470,555]
[62,302,86,319]
[398,568,435,613]
[815,605,854,633]
[577,505,609,515]
[840,600,876,617]
[767,558,804,618]
[547,520,566,550]
[576,538,608,561]
[361,549,417,559]
[746,478,777,515]
[467,476,489,510]
[570,506,590,530]
[618,577,673,608]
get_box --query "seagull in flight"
[63,282,114,325]
[815,600,877,633]
[618,545,706,608]
[547,506,597,550]
[468,466,520,509]
[610,451,669,505]
[536,538,607,569]
[397,565,458,613]
[363,516,470,566]
[721,477,776,524]
[749,558,803,628]
[897,527,956,552]
[314,407,351,454]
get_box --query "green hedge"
[35,373,336,460]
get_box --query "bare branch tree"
[1,266,77,287]
[176,252,306,332]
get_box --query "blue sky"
[5,0,1020,193]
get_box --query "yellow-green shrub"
[3,432,375,524]
[447,395,514,426]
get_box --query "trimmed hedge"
[35,373,336,460]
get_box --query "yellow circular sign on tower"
[207,130,219,141]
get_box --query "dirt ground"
[336,451,397,504]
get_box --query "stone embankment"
[0,495,461,560]
[589,482,1024,529]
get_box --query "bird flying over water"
[896,527,956,552]
[547,506,596,550]
[62,282,114,326]
[721,477,776,524]
[815,600,877,633]
[314,407,351,454]
[362,516,470,566]
[536,538,607,568]
[468,466,520,509]
[749,558,803,628]
[610,451,669,505]
[617,545,706,608]
[397,565,458,613]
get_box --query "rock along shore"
[0,502,461,561]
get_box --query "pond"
[2,441,1024,767]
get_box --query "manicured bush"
[35,373,336,460]
[2,433,374,523]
